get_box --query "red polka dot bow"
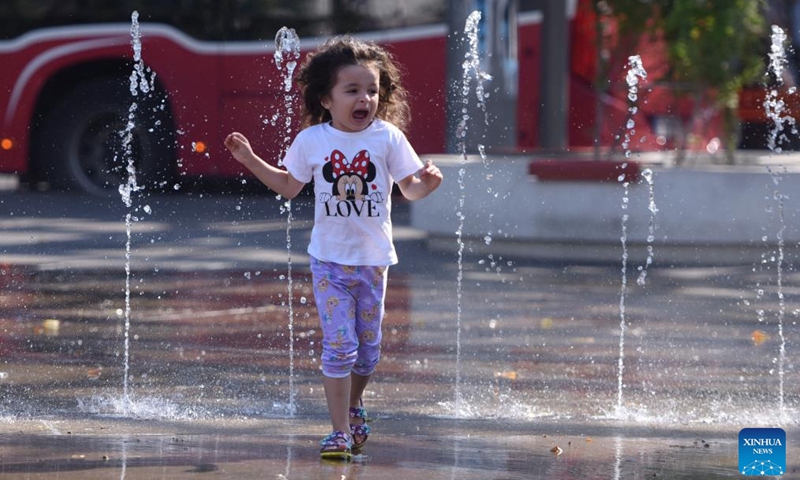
[330,150,370,179]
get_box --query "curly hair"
[295,36,410,132]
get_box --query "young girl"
[224,36,442,460]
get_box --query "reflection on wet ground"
[1,191,799,478]
[0,417,772,479]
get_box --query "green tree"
[602,0,766,163]
[662,0,766,162]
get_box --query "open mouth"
[353,109,369,120]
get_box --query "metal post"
[485,0,519,152]
[446,0,478,153]
[445,0,519,153]
[539,0,569,151]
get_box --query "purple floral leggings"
[310,257,387,379]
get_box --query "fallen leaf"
[751,330,769,346]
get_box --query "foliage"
[602,0,767,161]
[663,0,766,160]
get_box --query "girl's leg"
[348,266,386,448]
[323,375,351,434]
[310,257,359,443]
[349,372,371,407]
[349,372,371,445]
[351,265,387,382]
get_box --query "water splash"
[765,25,797,154]
[616,55,647,415]
[763,24,793,422]
[621,55,647,158]
[117,11,155,412]
[274,26,300,417]
[774,184,787,421]
[77,393,200,420]
[636,168,657,286]
[616,176,630,416]
[274,27,300,150]
[453,10,492,415]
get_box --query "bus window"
[0,0,225,41]
[224,0,447,40]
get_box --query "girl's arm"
[397,160,443,201]
[224,132,305,199]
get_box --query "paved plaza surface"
[1,188,799,478]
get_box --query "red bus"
[2,0,758,196]
[0,0,464,194]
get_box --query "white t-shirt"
[282,119,423,266]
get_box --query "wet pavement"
[1,188,799,478]
[0,416,778,479]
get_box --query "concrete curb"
[411,153,800,265]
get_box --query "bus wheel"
[33,78,174,196]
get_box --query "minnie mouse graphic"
[320,150,384,204]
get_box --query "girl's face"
[322,62,380,133]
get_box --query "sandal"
[349,405,371,452]
[319,431,352,460]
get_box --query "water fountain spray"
[616,55,647,416]
[763,24,794,422]
[765,26,796,154]
[273,26,301,416]
[118,10,155,412]
[453,10,492,414]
